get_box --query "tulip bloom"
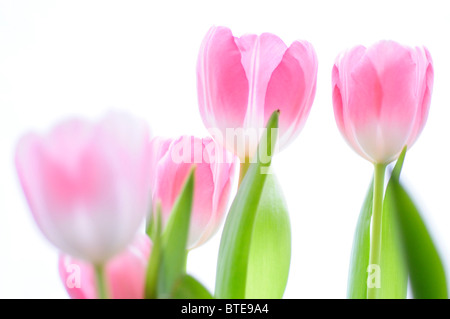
[15,112,152,265]
[332,40,433,164]
[197,26,318,161]
[150,136,237,249]
[59,234,151,299]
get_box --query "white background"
[1,0,449,298]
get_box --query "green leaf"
[387,176,448,299]
[347,147,408,299]
[171,275,213,299]
[347,179,373,299]
[391,146,407,181]
[157,168,195,298]
[377,148,407,298]
[245,174,291,298]
[144,204,162,299]
[146,203,156,239]
[215,110,279,299]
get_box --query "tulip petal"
[373,42,418,161]
[333,41,434,164]
[149,137,173,192]
[151,137,194,228]
[197,26,249,132]
[350,42,419,162]
[333,45,371,161]
[332,65,345,136]
[150,136,237,249]
[16,112,151,264]
[264,40,317,149]
[235,33,287,130]
[197,26,316,158]
[347,54,384,162]
[406,47,434,148]
[59,234,151,299]
[193,141,237,248]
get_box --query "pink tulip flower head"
[150,136,237,249]
[197,26,318,161]
[59,234,151,299]
[332,40,433,164]
[15,112,152,265]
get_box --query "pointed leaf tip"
[215,110,281,299]
[156,168,195,298]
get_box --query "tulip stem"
[367,163,386,299]
[238,160,251,187]
[94,264,109,299]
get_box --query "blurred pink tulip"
[59,234,151,299]
[197,26,318,161]
[150,136,237,249]
[15,112,152,264]
[332,40,433,164]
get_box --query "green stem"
[238,160,251,187]
[94,264,109,299]
[367,163,386,299]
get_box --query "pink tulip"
[59,234,151,299]
[197,26,318,161]
[15,112,152,264]
[332,40,433,164]
[150,136,237,249]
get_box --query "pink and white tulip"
[197,26,318,161]
[15,112,152,264]
[59,234,151,299]
[150,136,237,249]
[332,40,433,164]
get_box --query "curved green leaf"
[378,148,407,298]
[145,205,162,299]
[245,174,291,298]
[347,147,407,299]
[387,177,448,299]
[157,168,195,298]
[171,275,213,299]
[215,110,279,299]
[347,179,373,299]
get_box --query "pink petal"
[59,234,151,299]
[192,142,237,248]
[333,45,370,160]
[235,32,287,130]
[332,65,345,135]
[16,112,151,264]
[59,254,95,299]
[197,26,249,132]
[264,40,317,149]
[190,138,237,248]
[151,137,196,227]
[350,41,418,162]
[150,136,237,249]
[149,137,173,191]
[406,46,434,148]
[332,41,434,164]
